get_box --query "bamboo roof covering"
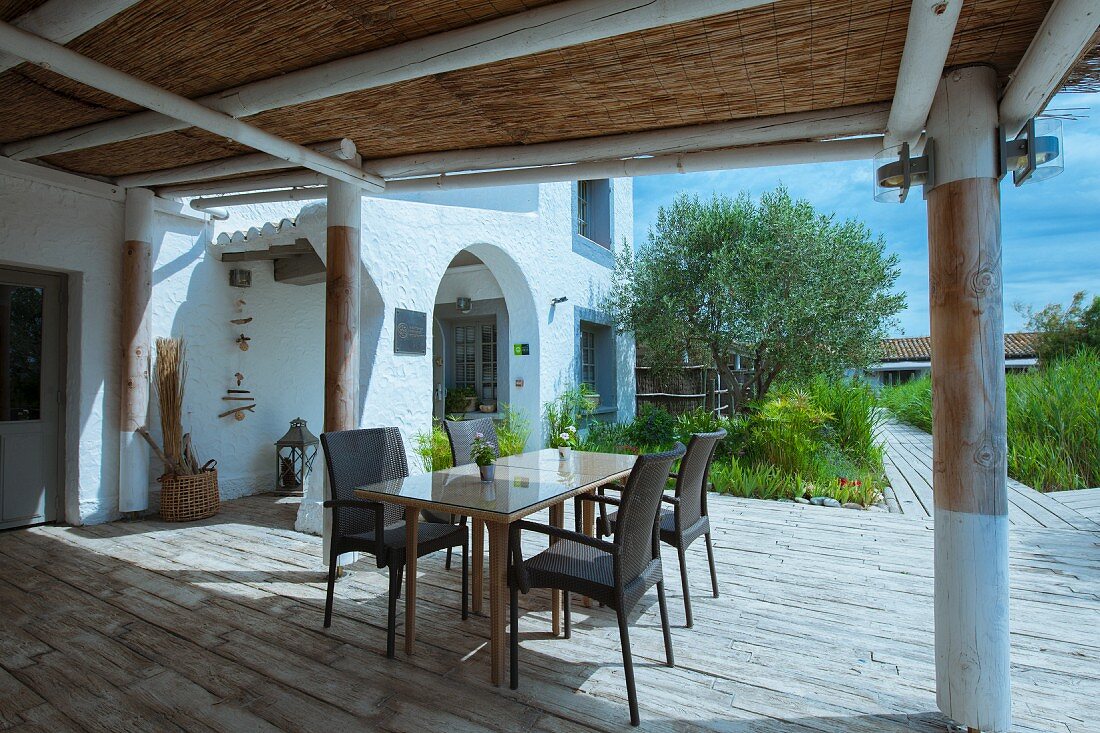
[0,0,1093,182]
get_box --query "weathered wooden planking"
[879,419,1100,530]
[0,493,1096,733]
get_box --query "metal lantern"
[274,417,319,495]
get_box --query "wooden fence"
[635,364,750,415]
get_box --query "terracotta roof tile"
[880,332,1039,361]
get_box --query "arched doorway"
[431,245,541,447]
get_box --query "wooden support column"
[321,169,361,567]
[119,187,153,514]
[924,65,1011,733]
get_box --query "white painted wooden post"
[119,187,153,514]
[924,65,1011,733]
[322,164,362,569]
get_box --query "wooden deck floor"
[880,420,1100,530]
[2,493,1097,732]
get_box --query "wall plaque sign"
[513,343,530,356]
[394,308,427,355]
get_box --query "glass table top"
[353,450,636,520]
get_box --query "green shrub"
[810,376,885,470]
[744,389,832,477]
[445,386,476,414]
[710,457,801,501]
[878,377,933,432]
[579,420,636,454]
[496,403,532,457]
[1005,350,1100,490]
[544,386,595,447]
[413,424,453,472]
[625,404,677,448]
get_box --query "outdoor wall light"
[873,141,934,203]
[1002,117,1063,186]
[456,296,471,313]
[551,296,569,306]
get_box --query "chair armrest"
[323,498,383,509]
[512,520,617,554]
[661,495,680,506]
[576,493,622,507]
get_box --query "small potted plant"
[445,386,478,414]
[471,431,498,481]
[550,424,578,459]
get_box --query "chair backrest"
[674,430,727,528]
[614,443,687,582]
[443,417,499,466]
[320,427,408,539]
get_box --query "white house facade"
[0,158,634,532]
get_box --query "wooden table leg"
[581,496,595,608]
[549,502,564,636]
[404,510,418,656]
[487,520,509,686]
[472,517,484,615]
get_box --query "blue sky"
[631,93,1100,337]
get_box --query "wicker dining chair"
[509,443,686,726]
[320,427,468,657]
[443,416,499,466]
[437,417,498,566]
[583,430,726,628]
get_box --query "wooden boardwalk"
[880,420,1100,530]
[2,493,1097,732]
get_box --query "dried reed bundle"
[153,337,194,476]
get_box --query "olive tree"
[606,187,905,411]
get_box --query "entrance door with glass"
[0,267,64,529]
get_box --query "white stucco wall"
[0,165,634,528]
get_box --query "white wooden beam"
[385,137,883,192]
[138,104,885,192]
[115,138,356,188]
[190,187,327,211]
[0,21,384,193]
[0,0,141,73]
[2,0,772,160]
[157,171,327,198]
[183,137,881,203]
[999,0,1100,139]
[367,103,889,178]
[884,0,964,148]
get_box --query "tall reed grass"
[880,350,1100,491]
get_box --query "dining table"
[353,448,637,686]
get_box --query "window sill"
[589,406,617,416]
[571,232,615,268]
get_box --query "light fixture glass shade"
[873,144,907,203]
[1013,117,1063,186]
[456,296,472,313]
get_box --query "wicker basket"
[159,469,219,522]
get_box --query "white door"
[0,267,63,529]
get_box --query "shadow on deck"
[1,492,1096,732]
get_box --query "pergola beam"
[115,138,357,188]
[191,137,882,206]
[0,0,141,73]
[884,0,964,148]
[999,0,1100,139]
[127,104,886,190]
[0,21,384,193]
[2,0,773,161]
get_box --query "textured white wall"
[0,171,634,528]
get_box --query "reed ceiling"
[0,0,1087,181]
